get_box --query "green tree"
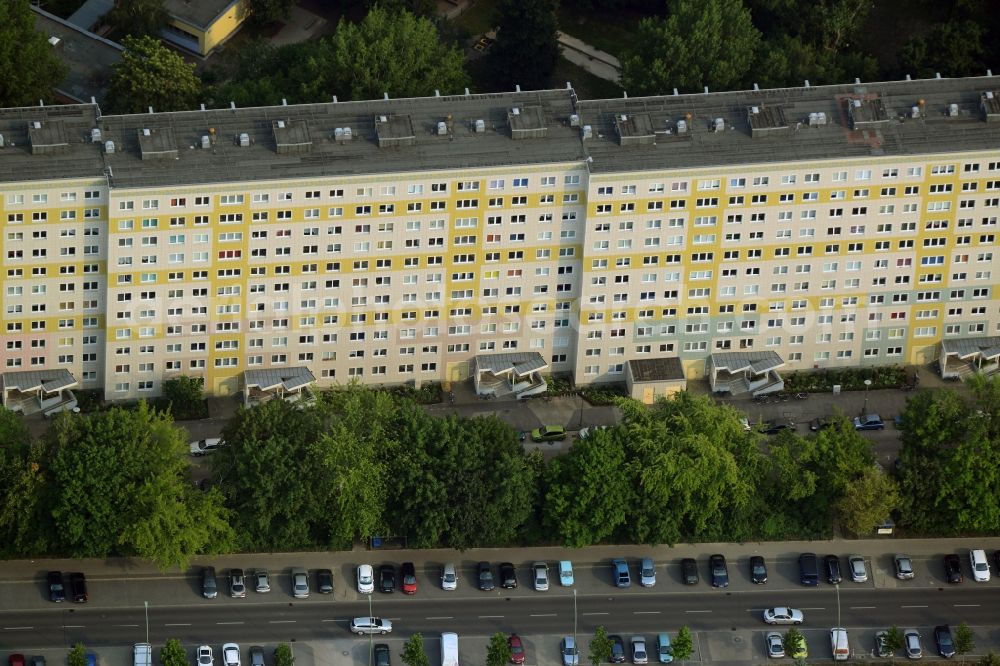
[620,0,761,94]
[487,632,512,666]
[107,35,202,113]
[45,403,234,568]
[955,622,975,660]
[274,644,294,666]
[0,407,29,447]
[898,20,985,79]
[67,644,87,666]
[885,626,904,656]
[245,0,298,24]
[328,7,468,101]
[210,39,329,108]
[835,466,900,536]
[978,654,1000,666]
[107,0,168,39]
[784,628,805,658]
[161,639,188,666]
[0,0,67,107]
[160,376,206,420]
[589,626,613,666]
[0,441,52,556]
[490,0,560,90]
[401,634,430,666]
[672,627,694,663]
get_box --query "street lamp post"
[368,591,374,666]
[144,601,149,644]
[862,379,872,416]
[835,582,841,627]
[573,588,578,655]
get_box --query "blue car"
[611,559,631,588]
[854,414,885,430]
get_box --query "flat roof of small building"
[31,6,122,105]
[628,357,685,382]
[163,0,240,30]
[1,76,1000,187]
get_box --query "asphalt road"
[4,554,1000,649]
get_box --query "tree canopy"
[490,0,560,90]
[107,35,202,113]
[0,0,68,107]
[106,0,168,39]
[620,0,761,94]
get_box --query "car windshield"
[753,562,765,573]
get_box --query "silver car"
[441,563,458,591]
[562,637,580,666]
[291,567,309,598]
[766,633,784,659]
[848,555,868,583]
[639,557,656,587]
[631,637,648,665]
[350,617,393,635]
[253,570,270,593]
[904,630,922,659]
[197,646,214,666]
[533,562,549,591]
[222,644,240,666]
[763,607,804,625]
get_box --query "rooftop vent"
[569,114,580,127]
[201,135,211,149]
[581,125,593,140]
[90,128,102,143]
[747,105,790,138]
[436,121,448,135]
[239,133,251,147]
[137,126,178,161]
[507,106,547,140]
[981,92,1000,122]
[808,112,828,126]
[949,103,959,117]
[614,113,655,146]
[846,96,889,129]
[474,119,486,133]
[28,119,69,155]
[104,140,115,154]
[713,117,725,132]
[374,114,416,148]
[272,119,312,154]
[676,119,688,134]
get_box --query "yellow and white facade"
[2,78,999,400]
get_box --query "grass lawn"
[453,0,502,38]
[556,6,652,59]
[553,58,623,100]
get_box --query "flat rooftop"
[31,6,122,105]
[1,76,1000,187]
[163,0,238,29]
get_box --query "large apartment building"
[1,76,1000,408]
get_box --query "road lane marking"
[115,624,139,628]
[479,615,505,619]
[269,620,296,624]
[901,605,927,609]
[581,612,609,616]
[955,604,981,607]
[685,610,712,614]
[634,611,661,615]
[3,627,33,631]
[164,623,191,627]
[530,614,557,617]
[64,625,85,628]
[800,608,825,611]
[426,616,453,620]
[850,607,876,610]
[217,621,246,625]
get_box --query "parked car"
[47,571,65,602]
[8,656,25,666]
[248,647,264,666]
[531,425,567,442]
[766,633,785,659]
[202,566,218,599]
[656,634,673,664]
[904,629,922,659]
[400,562,417,594]
[379,564,396,593]
[562,637,580,666]
[316,568,334,594]
[680,558,699,585]
[291,567,310,598]
[762,421,794,435]
[788,635,808,659]
[559,561,574,587]
[478,562,495,591]
[69,572,88,603]
[854,414,886,430]
[197,646,214,666]
[934,626,955,658]
[749,556,767,584]
[222,644,240,666]
[357,564,375,594]
[441,563,458,591]
[875,631,892,658]
[944,554,964,583]
[639,558,656,587]
[631,637,648,665]
[825,555,843,584]
[848,555,868,583]
[578,425,609,439]
[799,552,819,586]
[350,617,393,635]
[373,645,390,666]
[895,555,915,580]
[970,549,990,582]
[763,607,804,625]
[500,562,518,589]
[229,568,246,598]
[254,569,271,593]
[189,438,222,456]
[809,416,832,432]
[509,635,526,665]
[610,636,626,664]
[533,562,549,591]
[709,554,729,587]
[612,559,631,587]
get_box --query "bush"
[543,373,575,396]
[156,376,209,420]
[74,389,104,413]
[383,382,443,404]
[782,366,908,392]
[581,383,627,406]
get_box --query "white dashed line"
[114,624,139,628]
[954,604,981,608]
[685,610,712,614]
[901,605,927,609]
[426,616,454,620]
[634,611,661,615]
[530,614,557,617]
[479,615,505,619]
[3,627,33,631]
[63,625,86,628]
[582,612,609,616]
[269,620,296,624]
[217,621,245,625]
[164,623,191,627]
[850,607,876,610]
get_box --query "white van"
[441,632,459,666]
[830,628,849,661]
[133,644,152,666]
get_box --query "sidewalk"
[557,32,621,84]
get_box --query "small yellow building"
[626,358,688,405]
[162,0,247,57]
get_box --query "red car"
[9,656,26,666]
[401,562,418,594]
[509,635,525,664]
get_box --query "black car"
[201,566,218,599]
[47,571,65,602]
[762,421,794,435]
[994,550,1000,576]
[799,553,819,586]
[934,625,956,658]
[680,558,699,585]
[825,555,843,584]
[499,562,518,589]
[709,554,729,588]
[944,554,964,583]
[379,564,396,593]
[374,644,391,666]
[609,636,626,664]
[249,646,265,666]
[809,416,832,432]
[316,568,334,594]
[69,572,88,603]
[750,556,767,584]
[478,561,495,591]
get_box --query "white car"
[441,563,458,591]
[763,607,804,625]
[350,616,393,635]
[222,644,240,666]
[190,438,222,456]
[291,567,310,598]
[559,560,574,587]
[970,549,990,582]
[357,564,374,594]
[848,555,868,583]
[197,646,214,666]
[533,562,549,591]
[631,637,648,665]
